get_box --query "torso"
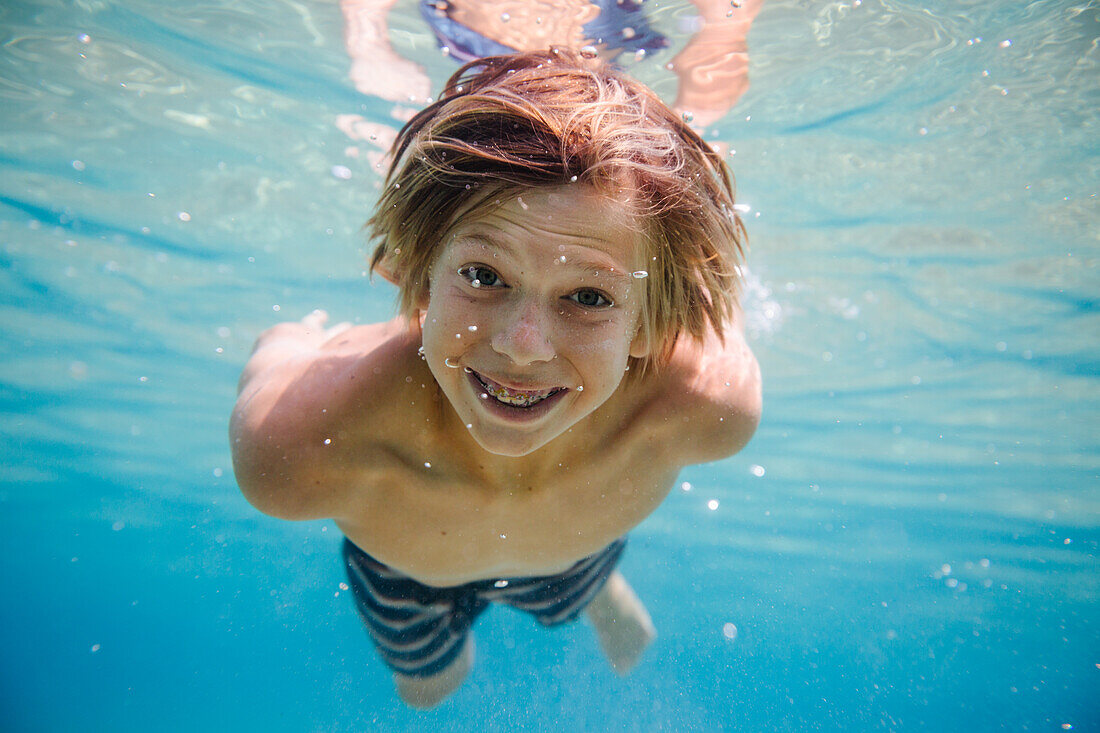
[292,317,754,587]
[334,403,680,585]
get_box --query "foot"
[394,636,474,709]
[585,572,656,675]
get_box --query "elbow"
[231,443,298,520]
[734,353,763,451]
[229,409,329,522]
[743,354,763,437]
[232,454,328,522]
[707,353,762,460]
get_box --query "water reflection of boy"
[342,0,761,127]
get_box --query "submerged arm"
[654,319,762,465]
[230,311,363,520]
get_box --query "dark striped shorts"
[342,537,627,678]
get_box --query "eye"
[458,265,503,288]
[567,288,612,308]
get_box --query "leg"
[585,571,656,675]
[394,635,475,709]
[342,539,487,706]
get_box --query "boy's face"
[420,185,650,457]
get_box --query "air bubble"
[707,499,719,511]
[494,579,509,588]
[444,357,461,368]
[579,45,598,59]
[424,461,432,468]
[680,481,692,492]
[632,270,648,279]
[576,385,584,392]
[500,12,510,22]
[722,622,738,640]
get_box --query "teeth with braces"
[476,374,561,407]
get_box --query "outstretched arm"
[230,311,358,520]
[652,316,762,466]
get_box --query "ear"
[373,258,400,287]
[414,285,430,312]
[629,324,651,359]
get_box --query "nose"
[490,297,555,365]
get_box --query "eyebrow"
[453,230,635,287]
[574,260,633,288]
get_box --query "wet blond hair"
[368,48,745,373]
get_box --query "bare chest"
[335,442,679,586]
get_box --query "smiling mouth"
[470,370,564,408]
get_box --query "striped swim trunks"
[342,537,627,678]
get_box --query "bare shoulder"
[230,317,428,520]
[637,325,762,466]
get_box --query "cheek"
[422,297,483,356]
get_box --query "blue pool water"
[2,0,1097,730]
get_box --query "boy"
[230,49,761,708]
